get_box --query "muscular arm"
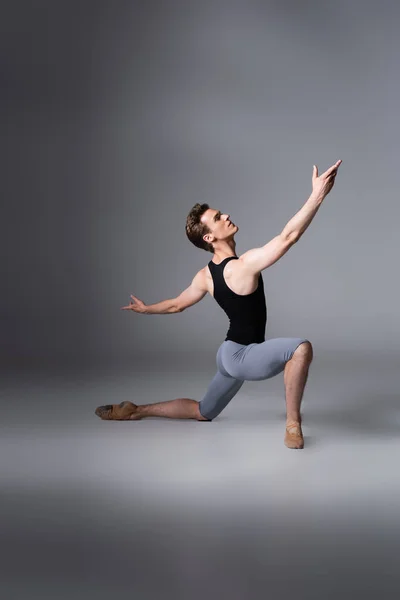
[240,160,342,274]
[281,190,324,241]
[240,192,323,274]
[143,298,181,314]
[133,270,207,314]
[175,270,208,312]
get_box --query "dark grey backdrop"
[4,0,399,368]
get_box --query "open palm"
[121,294,147,313]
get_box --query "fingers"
[121,298,136,310]
[323,159,342,178]
[121,304,139,311]
[121,294,140,311]
[313,160,341,180]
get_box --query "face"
[201,208,239,245]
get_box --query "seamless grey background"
[4,0,399,370]
[2,2,400,599]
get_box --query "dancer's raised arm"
[240,159,342,274]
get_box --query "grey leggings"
[198,337,309,420]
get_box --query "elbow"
[284,231,300,245]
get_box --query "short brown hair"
[185,203,214,253]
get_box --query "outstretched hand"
[312,159,342,199]
[121,294,147,313]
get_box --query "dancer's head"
[185,203,238,253]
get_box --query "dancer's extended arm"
[240,159,342,274]
[121,270,207,314]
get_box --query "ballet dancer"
[95,160,342,449]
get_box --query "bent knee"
[196,402,212,421]
[293,340,313,362]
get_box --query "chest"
[205,262,260,298]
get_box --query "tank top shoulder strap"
[208,256,238,271]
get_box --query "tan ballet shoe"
[284,421,304,449]
[95,401,141,420]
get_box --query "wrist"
[310,190,325,204]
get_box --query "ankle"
[286,417,302,427]
[136,405,149,418]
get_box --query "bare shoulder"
[175,267,209,312]
[185,266,209,293]
[199,265,214,295]
[196,266,209,289]
[238,234,296,275]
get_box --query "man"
[95,160,342,449]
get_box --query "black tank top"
[208,256,267,345]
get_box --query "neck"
[212,239,237,263]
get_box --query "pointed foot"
[95,401,141,421]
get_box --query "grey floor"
[2,350,400,599]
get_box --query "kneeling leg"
[198,371,244,421]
